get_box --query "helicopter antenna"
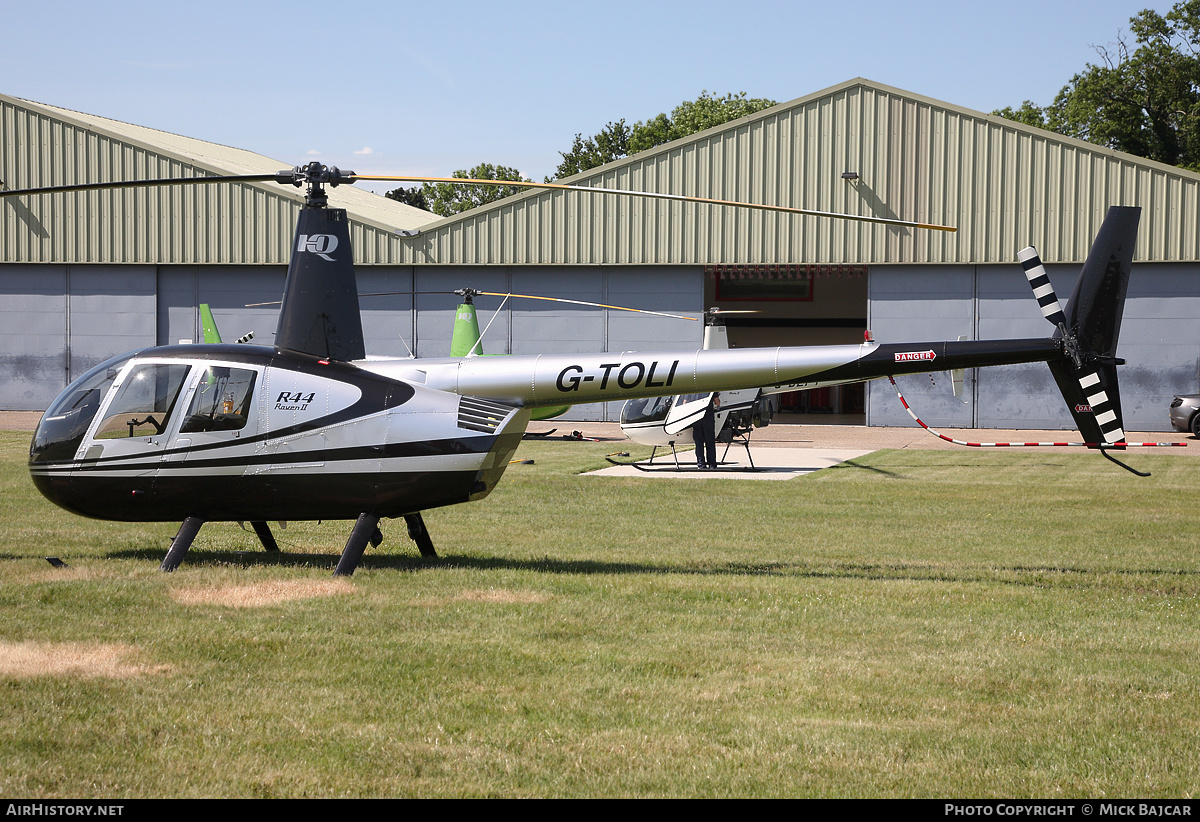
[472,293,512,356]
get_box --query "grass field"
[1,428,1198,798]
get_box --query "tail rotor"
[1019,206,1140,449]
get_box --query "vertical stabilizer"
[1045,206,1140,446]
[450,296,484,357]
[274,205,365,361]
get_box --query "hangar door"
[0,265,155,411]
[705,264,869,420]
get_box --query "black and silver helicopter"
[7,163,1140,575]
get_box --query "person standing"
[692,392,720,469]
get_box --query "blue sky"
[6,0,1171,193]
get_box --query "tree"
[550,91,777,180]
[994,1,1200,170]
[418,163,532,217]
[629,90,778,152]
[552,120,632,179]
[384,185,430,211]
[992,101,1049,129]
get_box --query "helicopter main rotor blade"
[352,174,957,233]
[0,174,281,198]
[2,168,956,233]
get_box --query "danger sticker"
[894,350,936,362]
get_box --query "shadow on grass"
[106,546,1200,590]
[826,458,1075,476]
[822,459,906,478]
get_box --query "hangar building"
[3,79,1199,430]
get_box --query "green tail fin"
[450,301,484,357]
[200,304,222,344]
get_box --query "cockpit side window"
[180,367,257,433]
[93,364,192,440]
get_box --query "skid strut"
[334,513,380,577]
[161,516,205,572]
[250,521,279,552]
[404,513,437,558]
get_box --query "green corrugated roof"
[1,92,437,264]
[395,78,1200,265]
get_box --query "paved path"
[586,445,875,480]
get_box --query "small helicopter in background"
[618,309,774,469]
[7,163,1145,575]
[616,314,969,470]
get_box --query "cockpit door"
[167,365,261,474]
[663,392,713,436]
[77,361,193,480]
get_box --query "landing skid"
[719,424,756,470]
[604,457,760,473]
[161,516,205,572]
[615,422,757,473]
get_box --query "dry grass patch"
[414,589,553,607]
[169,578,354,608]
[0,641,172,679]
[457,588,551,604]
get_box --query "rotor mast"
[272,162,367,361]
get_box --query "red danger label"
[1075,404,1093,413]
[895,350,936,362]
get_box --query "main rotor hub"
[275,162,357,208]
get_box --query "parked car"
[1169,394,1200,437]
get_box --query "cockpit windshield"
[621,394,675,426]
[30,351,140,463]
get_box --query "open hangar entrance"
[704,263,869,423]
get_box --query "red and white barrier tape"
[887,376,1187,448]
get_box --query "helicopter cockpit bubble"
[30,350,142,464]
[620,394,676,426]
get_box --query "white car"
[1169,394,1200,437]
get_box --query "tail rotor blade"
[1018,246,1066,329]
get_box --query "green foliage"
[551,91,778,180]
[419,163,532,217]
[629,90,779,152]
[994,0,1200,170]
[992,101,1049,129]
[552,120,632,179]
[384,185,430,211]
